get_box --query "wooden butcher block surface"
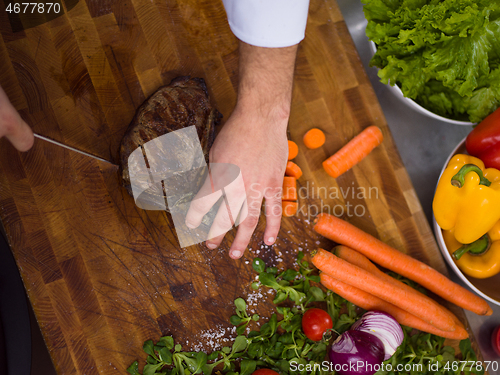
[0,0,478,374]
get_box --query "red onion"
[329,330,385,375]
[351,311,404,360]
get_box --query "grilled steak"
[119,76,221,209]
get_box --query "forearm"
[189,42,298,257]
[236,41,298,130]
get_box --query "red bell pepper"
[466,107,500,170]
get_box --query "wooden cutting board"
[0,0,479,374]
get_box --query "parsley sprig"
[231,298,260,335]
[126,335,250,375]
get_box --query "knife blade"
[34,133,117,166]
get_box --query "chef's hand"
[0,85,34,152]
[185,41,298,259]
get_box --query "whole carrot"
[320,273,468,340]
[335,244,384,273]
[312,248,456,331]
[334,245,464,329]
[313,213,493,316]
[323,125,383,178]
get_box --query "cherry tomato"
[252,369,279,375]
[492,325,500,356]
[301,308,333,341]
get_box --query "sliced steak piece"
[119,76,221,210]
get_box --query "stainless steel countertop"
[337,0,500,371]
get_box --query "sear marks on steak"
[119,76,221,208]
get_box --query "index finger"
[0,88,34,152]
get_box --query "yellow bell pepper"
[442,219,500,279]
[433,154,500,244]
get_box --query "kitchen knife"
[34,133,118,166]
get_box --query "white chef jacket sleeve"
[222,0,310,48]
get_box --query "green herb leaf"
[278,332,294,345]
[268,314,278,336]
[288,289,305,304]
[281,306,293,315]
[265,341,284,358]
[126,361,140,375]
[459,339,472,357]
[259,322,272,337]
[207,351,219,361]
[273,291,288,304]
[194,352,208,374]
[282,269,299,281]
[252,257,266,273]
[239,359,257,375]
[234,298,247,313]
[278,280,290,287]
[308,286,325,301]
[146,355,157,365]
[288,314,303,333]
[158,347,173,364]
[231,335,248,354]
[143,363,164,375]
[247,342,264,359]
[230,315,244,326]
[181,356,200,373]
[308,275,320,283]
[236,324,247,335]
[202,361,220,375]
[266,267,278,275]
[258,272,280,289]
[143,340,156,357]
[159,336,174,350]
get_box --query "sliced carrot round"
[282,176,297,201]
[288,140,299,160]
[303,128,326,149]
[282,201,298,217]
[285,161,303,179]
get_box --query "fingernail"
[267,237,275,245]
[231,250,242,258]
[207,242,217,249]
[185,220,197,229]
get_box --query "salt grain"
[191,325,237,352]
